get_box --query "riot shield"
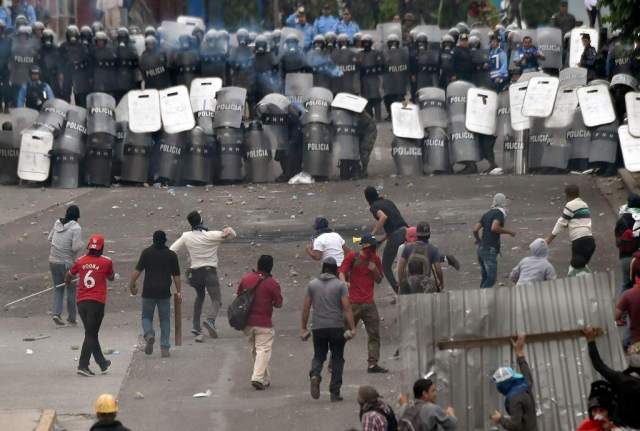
[303,122,333,177]
[177,16,205,32]
[84,135,114,187]
[417,87,447,129]
[559,67,588,88]
[527,119,550,169]
[87,92,117,136]
[423,126,450,173]
[522,76,559,118]
[391,103,424,140]
[330,48,360,95]
[545,87,579,129]
[537,27,563,70]
[626,92,640,138]
[285,73,313,105]
[156,131,186,183]
[245,123,276,183]
[9,108,39,143]
[128,89,162,133]
[588,120,619,164]
[34,99,70,137]
[216,126,244,181]
[383,47,409,96]
[120,131,153,184]
[159,85,196,134]
[212,86,246,129]
[577,84,616,127]
[447,80,480,163]
[115,93,129,123]
[610,74,638,91]
[567,105,591,161]
[51,107,87,188]
[392,137,423,176]
[466,88,497,135]
[569,28,598,68]
[508,81,530,131]
[539,124,570,170]
[0,128,17,185]
[302,87,333,125]
[331,108,359,162]
[496,91,525,174]
[190,77,223,112]
[17,129,53,182]
[256,93,291,151]
[619,125,640,172]
[332,93,367,113]
[182,126,215,184]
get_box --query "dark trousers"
[571,236,596,268]
[78,300,107,369]
[383,94,404,119]
[479,134,496,165]
[0,76,11,111]
[309,327,346,395]
[383,227,407,292]
[587,7,601,28]
[365,98,382,122]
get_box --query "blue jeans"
[142,297,171,349]
[478,246,498,288]
[50,262,76,321]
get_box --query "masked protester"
[577,381,621,431]
[509,238,556,286]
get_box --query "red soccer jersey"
[339,250,382,304]
[70,254,114,304]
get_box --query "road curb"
[618,168,640,194]
[35,409,56,431]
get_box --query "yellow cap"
[352,236,362,245]
[95,394,118,414]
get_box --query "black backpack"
[227,274,269,331]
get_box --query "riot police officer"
[357,110,377,178]
[139,35,171,90]
[307,35,334,90]
[92,31,118,100]
[200,29,228,84]
[412,33,440,93]
[469,35,491,88]
[271,28,281,57]
[171,34,200,88]
[439,34,455,88]
[383,33,409,120]
[9,25,38,108]
[115,27,140,101]
[0,20,12,112]
[451,33,473,82]
[325,31,337,54]
[60,25,92,108]
[359,34,384,121]
[79,25,93,46]
[331,33,359,95]
[39,28,64,99]
[16,65,53,109]
[254,34,280,102]
[279,33,308,79]
[229,28,256,108]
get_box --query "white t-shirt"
[313,232,346,266]
[170,228,236,269]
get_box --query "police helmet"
[15,15,28,28]
[469,35,481,48]
[254,34,269,53]
[236,28,250,45]
[386,33,401,47]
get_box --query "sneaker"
[310,376,320,400]
[100,359,111,374]
[191,328,201,336]
[161,347,170,358]
[144,335,155,355]
[195,334,204,343]
[203,319,218,339]
[77,367,95,377]
[368,364,389,374]
[330,393,343,402]
[251,381,265,390]
[52,315,65,326]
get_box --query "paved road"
[0,170,627,430]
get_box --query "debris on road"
[22,335,50,342]
[192,389,212,398]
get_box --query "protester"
[305,216,349,267]
[91,394,131,431]
[128,230,181,358]
[473,193,515,288]
[578,33,598,81]
[365,186,408,294]
[509,238,556,286]
[313,3,338,35]
[236,255,282,390]
[614,194,640,295]
[398,378,457,430]
[397,222,443,294]
[490,335,537,431]
[170,211,236,342]
[48,205,82,326]
[358,386,397,431]
[67,234,115,377]
[301,257,356,402]
[514,36,545,74]
[551,1,577,37]
[335,9,360,44]
[617,262,640,348]
[16,66,54,109]
[583,327,640,428]
[339,234,388,373]
[576,381,620,431]
[546,184,596,273]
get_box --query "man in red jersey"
[66,234,115,377]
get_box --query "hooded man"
[170,211,236,342]
[305,216,350,267]
[358,386,397,431]
[614,193,640,295]
[490,335,537,430]
[583,327,640,428]
[509,238,556,286]
[473,193,516,288]
[577,381,620,431]
[48,205,83,326]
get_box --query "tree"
[599,0,640,41]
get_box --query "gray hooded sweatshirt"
[48,220,83,265]
[510,238,556,286]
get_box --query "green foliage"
[379,0,400,22]
[521,0,557,28]
[599,0,640,41]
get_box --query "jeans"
[383,227,407,292]
[188,266,221,332]
[478,246,498,288]
[245,326,275,384]
[142,297,171,349]
[50,262,76,321]
[78,300,107,369]
[352,303,381,366]
[309,327,346,395]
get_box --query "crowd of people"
[44,181,640,430]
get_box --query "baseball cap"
[360,233,377,247]
[416,222,431,238]
[87,234,105,251]
[492,366,523,383]
[297,6,305,14]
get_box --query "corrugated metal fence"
[399,272,627,431]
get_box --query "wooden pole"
[174,295,182,346]
[437,327,605,350]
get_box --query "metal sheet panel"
[400,272,626,431]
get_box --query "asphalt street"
[0,122,630,431]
